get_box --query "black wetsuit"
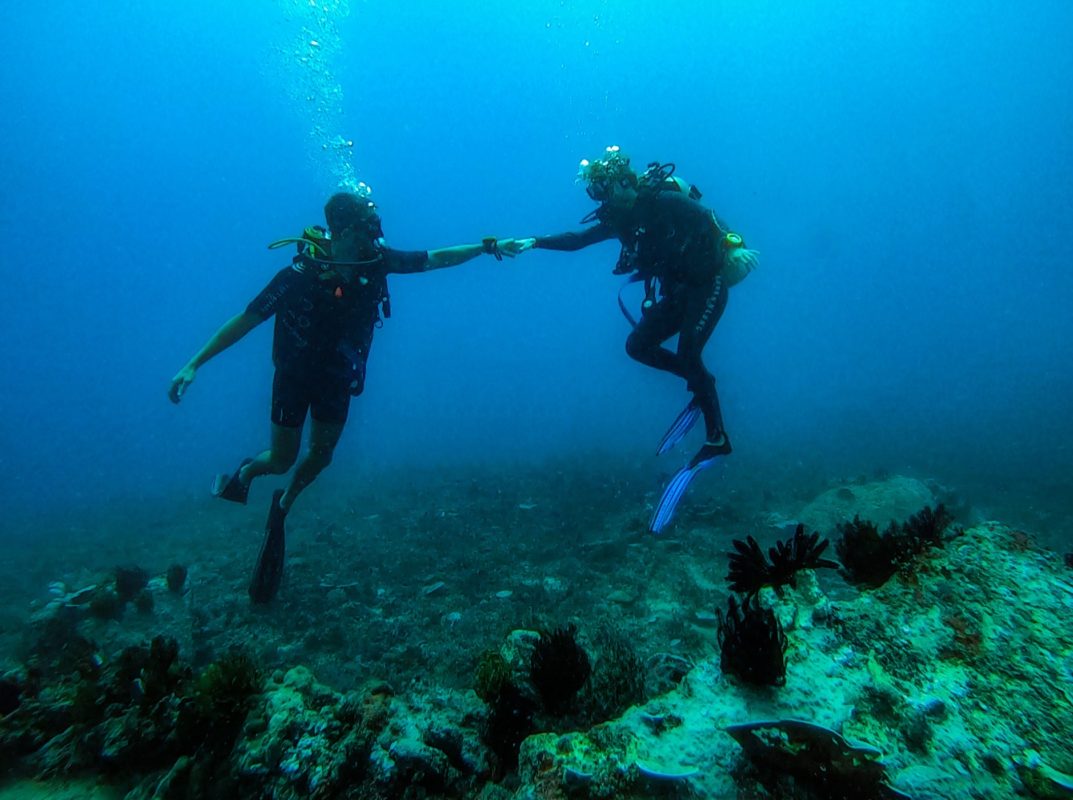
[535,191,730,442]
[247,248,427,427]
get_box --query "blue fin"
[656,400,701,455]
[649,457,720,534]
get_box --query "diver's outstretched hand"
[169,365,196,404]
[729,247,760,275]
[497,237,536,258]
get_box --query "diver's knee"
[308,447,335,472]
[685,368,715,396]
[625,332,649,361]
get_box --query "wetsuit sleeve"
[246,267,299,320]
[533,223,615,251]
[381,248,430,274]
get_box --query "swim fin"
[649,451,724,534]
[656,400,701,455]
[249,490,287,604]
[212,458,253,505]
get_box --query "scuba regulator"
[298,225,331,260]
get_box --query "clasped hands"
[482,237,536,260]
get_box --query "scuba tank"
[638,162,703,200]
[640,162,754,287]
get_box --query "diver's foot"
[689,434,732,468]
[211,458,254,504]
[277,489,295,516]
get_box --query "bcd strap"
[617,273,653,329]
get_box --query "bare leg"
[239,423,301,486]
[279,419,345,512]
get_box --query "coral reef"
[0,633,258,793]
[113,566,149,604]
[1,472,1069,799]
[0,678,19,717]
[510,521,1073,799]
[717,594,788,687]
[165,564,187,594]
[88,588,123,621]
[726,718,909,799]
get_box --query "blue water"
[1,1,1071,527]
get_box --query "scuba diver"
[169,190,517,602]
[502,146,758,533]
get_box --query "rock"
[387,737,450,787]
[799,475,936,535]
[692,610,719,628]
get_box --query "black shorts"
[271,369,353,428]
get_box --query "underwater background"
[1,0,1071,529]
[1,2,1072,798]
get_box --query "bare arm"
[169,311,263,403]
[388,239,524,275]
[426,243,487,271]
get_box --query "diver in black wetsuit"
[504,146,758,531]
[169,191,517,599]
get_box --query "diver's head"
[324,190,383,242]
[578,145,638,207]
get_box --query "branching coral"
[483,682,536,772]
[716,595,788,687]
[580,627,646,723]
[474,651,536,774]
[727,524,838,599]
[165,564,188,594]
[0,679,19,717]
[837,505,955,588]
[114,566,149,603]
[474,650,511,705]
[191,649,262,734]
[901,504,955,551]
[114,635,190,711]
[529,624,592,714]
[835,516,901,588]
